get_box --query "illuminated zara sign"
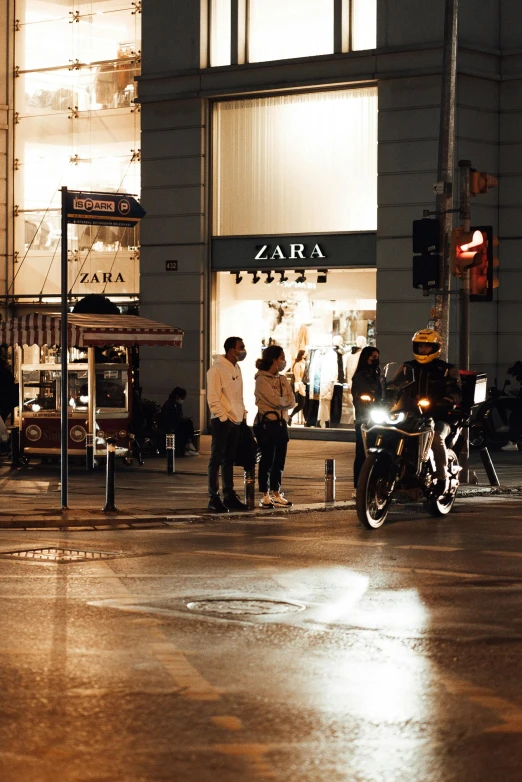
[254,243,326,261]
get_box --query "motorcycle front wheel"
[426,450,459,517]
[356,453,394,530]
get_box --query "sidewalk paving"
[0,436,520,529]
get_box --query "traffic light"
[470,170,498,196]
[469,225,499,302]
[450,228,484,277]
[412,218,440,291]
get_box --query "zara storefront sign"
[254,243,326,261]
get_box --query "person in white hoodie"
[206,336,248,513]
[254,345,296,508]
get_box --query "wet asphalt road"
[1,498,522,781]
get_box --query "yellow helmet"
[412,329,442,364]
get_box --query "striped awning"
[0,313,183,348]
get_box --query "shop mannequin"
[342,336,367,425]
[330,336,346,425]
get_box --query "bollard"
[479,447,500,487]
[166,433,175,475]
[102,437,119,512]
[86,432,94,471]
[244,468,256,510]
[325,458,336,503]
[193,429,201,453]
[10,428,21,468]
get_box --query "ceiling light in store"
[317,269,328,283]
[232,272,243,284]
[295,270,307,284]
[250,271,261,284]
[265,271,275,284]
[279,271,288,283]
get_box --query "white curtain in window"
[213,87,377,236]
[352,0,377,51]
[248,0,334,63]
[210,0,231,66]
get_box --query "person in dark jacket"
[161,387,198,457]
[351,346,382,494]
[0,356,17,422]
[392,329,461,493]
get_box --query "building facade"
[1,1,522,432]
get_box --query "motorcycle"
[469,362,522,450]
[356,364,466,530]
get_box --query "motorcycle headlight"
[371,408,388,424]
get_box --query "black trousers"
[208,418,241,498]
[174,418,195,456]
[353,422,366,488]
[289,392,305,419]
[258,439,288,493]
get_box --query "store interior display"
[14,0,141,299]
[215,269,376,429]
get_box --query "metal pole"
[102,437,118,512]
[479,447,500,487]
[86,346,95,470]
[459,160,471,483]
[433,0,459,358]
[60,186,69,509]
[244,468,256,510]
[166,433,175,474]
[325,459,336,503]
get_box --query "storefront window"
[213,87,377,236]
[214,269,376,428]
[13,0,141,299]
[248,0,334,63]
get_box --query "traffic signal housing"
[450,226,499,301]
[469,225,499,302]
[470,170,498,196]
[412,218,440,292]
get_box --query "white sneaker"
[185,442,198,453]
[272,491,293,507]
[259,493,274,508]
[501,442,518,452]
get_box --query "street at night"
[1,488,522,781]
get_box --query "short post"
[244,468,256,510]
[325,458,336,503]
[11,428,21,468]
[102,437,118,512]
[86,432,94,471]
[166,433,175,474]
[479,447,500,487]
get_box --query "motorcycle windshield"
[383,363,415,411]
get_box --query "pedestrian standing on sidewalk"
[351,346,382,497]
[254,345,295,508]
[207,337,248,513]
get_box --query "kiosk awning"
[0,313,184,348]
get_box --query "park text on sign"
[73,198,116,213]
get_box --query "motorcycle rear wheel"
[356,453,394,530]
[426,451,459,517]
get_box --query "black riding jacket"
[393,359,461,420]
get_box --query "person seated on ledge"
[161,387,198,457]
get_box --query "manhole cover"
[0,547,123,563]
[186,598,306,616]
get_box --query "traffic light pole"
[433,0,459,359]
[458,160,471,482]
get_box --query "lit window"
[352,0,377,51]
[210,0,232,66]
[248,0,334,63]
[213,87,377,236]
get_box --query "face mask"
[370,358,379,367]
[236,350,247,362]
[278,359,287,372]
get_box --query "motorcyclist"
[394,329,461,493]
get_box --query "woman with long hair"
[254,345,296,508]
[288,349,307,425]
[351,345,382,496]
